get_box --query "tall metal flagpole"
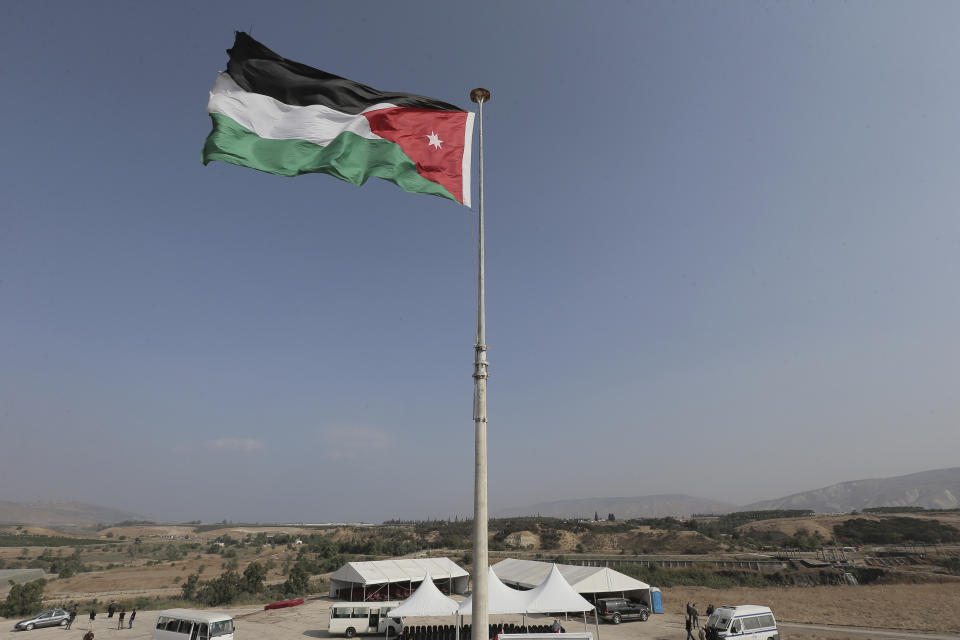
[470,87,490,640]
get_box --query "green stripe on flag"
[202,113,457,201]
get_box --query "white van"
[153,609,235,640]
[328,602,403,637]
[705,605,778,640]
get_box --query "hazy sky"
[2,1,959,523]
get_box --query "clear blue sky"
[2,1,958,523]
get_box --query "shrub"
[850,567,886,584]
[242,561,266,593]
[1,579,46,617]
[283,562,311,595]
[834,518,960,544]
[181,574,200,600]
[163,544,184,561]
[540,531,561,550]
[935,557,960,574]
[195,571,242,606]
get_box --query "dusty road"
[3,599,959,640]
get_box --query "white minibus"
[328,602,403,637]
[152,609,235,640]
[705,605,778,640]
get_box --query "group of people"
[106,601,137,630]
[684,602,715,640]
[62,600,137,634]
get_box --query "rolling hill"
[497,467,960,519]
[741,467,960,513]
[0,500,147,527]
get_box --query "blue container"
[650,588,663,614]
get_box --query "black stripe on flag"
[225,32,464,115]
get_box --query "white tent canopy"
[493,559,650,606]
[523,565,595,614]
[330,558,469,599]
[457,567,530,615]
[458,565,601,640]
[388,573,459,618]
[459,565,595,616]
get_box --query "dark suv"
[596,598,650,624]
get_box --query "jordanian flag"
[203,32,475,206]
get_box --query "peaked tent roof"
[457,567,530,615]
[522,564,595,614]
[331,558,468,585]
[387,573,459,617]
[493,558,650,594]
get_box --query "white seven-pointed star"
[426,131,443,150]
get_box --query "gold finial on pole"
[470,88,491,104]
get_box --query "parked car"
[13,609,71,631]
[596,597,650,624]
[705,605,779,640]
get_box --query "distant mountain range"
[4,467,959,526]
[496,467,960,519]
[0,501,146,527]
[741,467,960,513]
[494,494,737,519]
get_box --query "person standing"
[118,610,125,630]
[107,602,117,619]
[66,605,78,630]
[691,604,699,628]
[128,610,136,630]
[685,617,695,640]
[88,608,96,628]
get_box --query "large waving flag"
[203,32,474,206]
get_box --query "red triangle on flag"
[364,107,471,204]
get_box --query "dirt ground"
[3,597,959,640]
[666,583,960,633]
[35,550,299,600]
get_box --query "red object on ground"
[264,598,305,610]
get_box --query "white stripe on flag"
[207,72,396,147]
[461,111,476,209]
